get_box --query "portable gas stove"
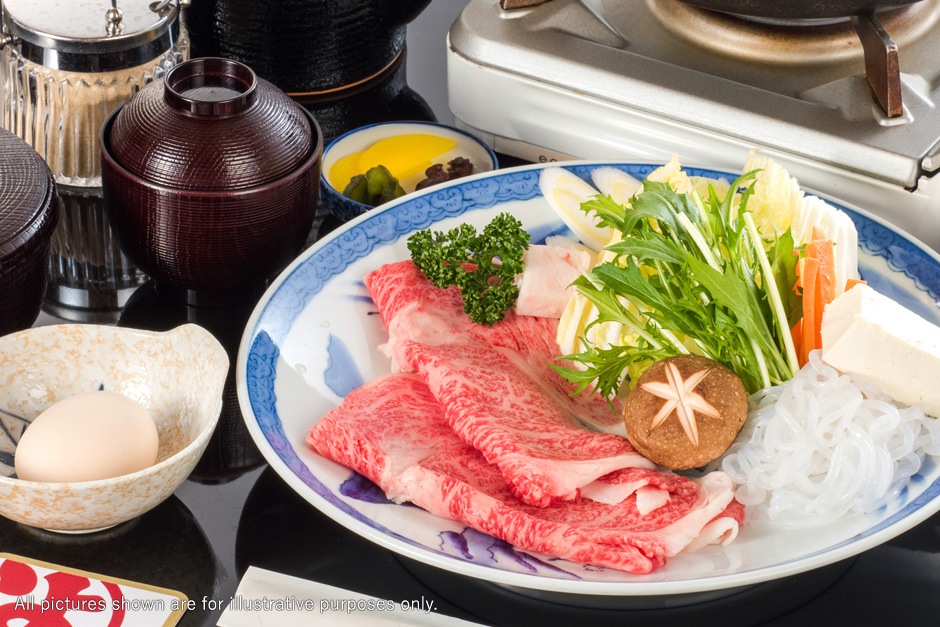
[447,0,940,251]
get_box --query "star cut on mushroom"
[623,354,749,470]
[641,362,721,447]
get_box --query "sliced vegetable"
[556,155,858,397]
[798,256,820,366]
[646,154,694,194]
[804,228,836,305]
[741,151,859,295]
[795,230,837,367]
[791,196,860,294]
[591,167,643,206]
[357,134,456,181]
[329,151,365,191]
[791,318,803,355]
[329,134,458,191]
[742,151,804,236]
[844,278,867,291]
[538,168,612,252]
[771,234,803,329]
[343,165,406,207]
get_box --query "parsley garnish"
[407,213,530,327]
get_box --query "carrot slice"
[844,278,867,292]
[813,258,826,356]
[804,234,835,307]
[791,318,803,356]
[793,229,841,368]
[799,256,819,367]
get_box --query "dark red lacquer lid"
[0,128,59,334]
[107,57,314,191]
[0,130,57,259]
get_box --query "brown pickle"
[416,156,475,190]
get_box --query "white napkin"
[218,566,487,627]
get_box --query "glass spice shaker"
[0,0,189,321]
[0,0,189,187]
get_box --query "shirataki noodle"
[709,350,940,524]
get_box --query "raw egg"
[14,390,160,483]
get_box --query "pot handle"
[851,12,902,118]
[150,0,190,15]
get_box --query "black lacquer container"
[183,0,433,96]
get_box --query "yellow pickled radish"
[356,134,456,181]
[329,151,366,190]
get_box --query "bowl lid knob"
[163,58,258,119]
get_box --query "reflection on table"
[0,495,217,627]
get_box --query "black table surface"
[22,1,940,625]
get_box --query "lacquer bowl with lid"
[100,57,322,301]
[0,128,59,335]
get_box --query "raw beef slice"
[307,373,741,575]
[403,339,655,507]
[364,260,560,369]
[365,260,650,507]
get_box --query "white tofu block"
[821,284,940,416]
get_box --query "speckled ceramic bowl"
[0,323,227,533]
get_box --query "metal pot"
[677,0,923,19]
[182,0,433,96]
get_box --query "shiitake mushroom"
[623,354,748,470]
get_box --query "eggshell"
[14,390,159,483]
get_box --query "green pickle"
[343,165,406,207]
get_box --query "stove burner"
[648,0,940,116]
[646,0,939,66]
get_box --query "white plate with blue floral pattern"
[236,161,940,600]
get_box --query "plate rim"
[235,159,940,597]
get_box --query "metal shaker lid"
[1,0,182,72]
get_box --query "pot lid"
[106,57,316,191]
[1,0,181,72]
[0,129,57,259]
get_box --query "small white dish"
[0,323,228,533]
[320,120,498,221]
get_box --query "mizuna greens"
[557,172,802,397]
